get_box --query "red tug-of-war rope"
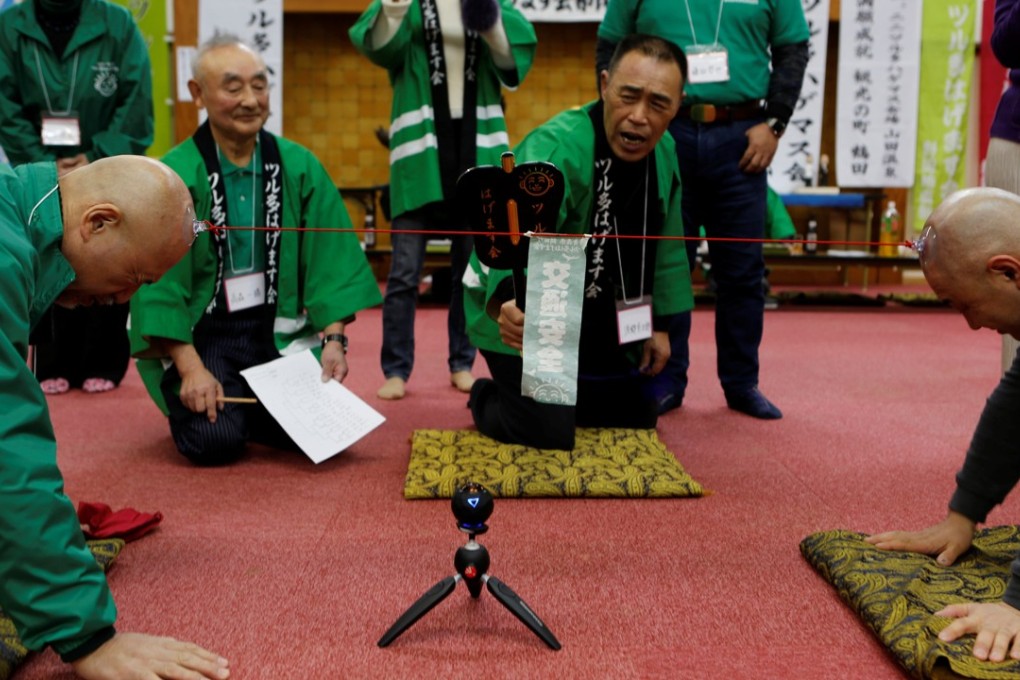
[193,220,919,253]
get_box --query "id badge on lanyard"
[616,294,653,344]
[685,44,730,84]
[41,113,81,146]
[225,272,266,313]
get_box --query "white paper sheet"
[240,350,385,464]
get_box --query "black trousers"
[161,312,297,466]
[471,349,658,450]
[33,304,130,387]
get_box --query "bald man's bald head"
[922,187,1020,339]
[924,187,1020,279]
[56,156,195,308]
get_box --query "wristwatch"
[765,117,787,139]
[321,333,348,353]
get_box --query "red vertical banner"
[980,0,1010,184]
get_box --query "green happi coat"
[130,135,382,413]
[0,162,117,657]
[463,102,694,356]
[349,0,536,218]
[0,0,153,164]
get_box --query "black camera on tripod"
[378,481,560,650]
[451,481,493,535]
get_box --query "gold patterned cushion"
[404,428,705,499]
[801,527,1020,680]
[0,539,125,680]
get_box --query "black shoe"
[725,387,782,420]
[655,392,683,415]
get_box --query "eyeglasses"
[912,223,937,267]
[191,219,213,245]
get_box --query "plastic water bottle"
[802,154,814,188]
[363,205,376,249]
[879,201,901,257]
[805,218,818,255]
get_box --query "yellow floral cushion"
[801,527,1020,680]
[0,538,124,680]
[404,428,705,499]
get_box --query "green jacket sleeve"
[87,19,154,160]
[597,0,640,43]
[0,248,116,654]
[295,151,383,327]
[0,29,53,163]
[490,0,537,89]
[349,0,407,70]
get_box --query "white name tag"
[225,272,266,312]
[617,296,653,344]
[41,114,81,146]
[686,45,730,84]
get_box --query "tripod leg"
[485,576,561,650]
[378,576,458,648]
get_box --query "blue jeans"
[653,117,767,398]
[381,206,477,380]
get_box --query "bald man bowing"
[0,155,229,678]
[868,187,1020,664]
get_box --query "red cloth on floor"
[77,502,163,542]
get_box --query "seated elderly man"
[868,187,1020,664]
[130,35,381,466]
[464,34,693,450]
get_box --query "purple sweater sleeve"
[993,0,1020,68]
[948,351,1020,523]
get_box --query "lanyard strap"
[683,0,725,47]
[613,158,648,304]
[34,45,78,115]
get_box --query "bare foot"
[450,371,475,393]
[82,378,117,393]
[377,376,406,400]
[40,377,70,394]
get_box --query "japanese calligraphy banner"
[110,0,172,157]
[198,0,283,135]
[835,0,922,188]
[510,0,606,23]
[521,234,589,406]
[910,0,977,234]
[768,0,831,193]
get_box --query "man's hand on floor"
[72,632,229,679]
[936,601,1020,662]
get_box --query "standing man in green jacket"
[0,155,230,678]
[597,0,809,419]
[464,34,693,450]
[350,0,536,401]
[129,36,382,466]
[0,0,155,397]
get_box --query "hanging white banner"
[198,0,283,136]
[768,0,832,193]
[835,0,923,188]
[510,0,606,23]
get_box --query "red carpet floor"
[15,303,1014,680]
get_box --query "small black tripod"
[377,482,561,650]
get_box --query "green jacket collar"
[16,162,75,325]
